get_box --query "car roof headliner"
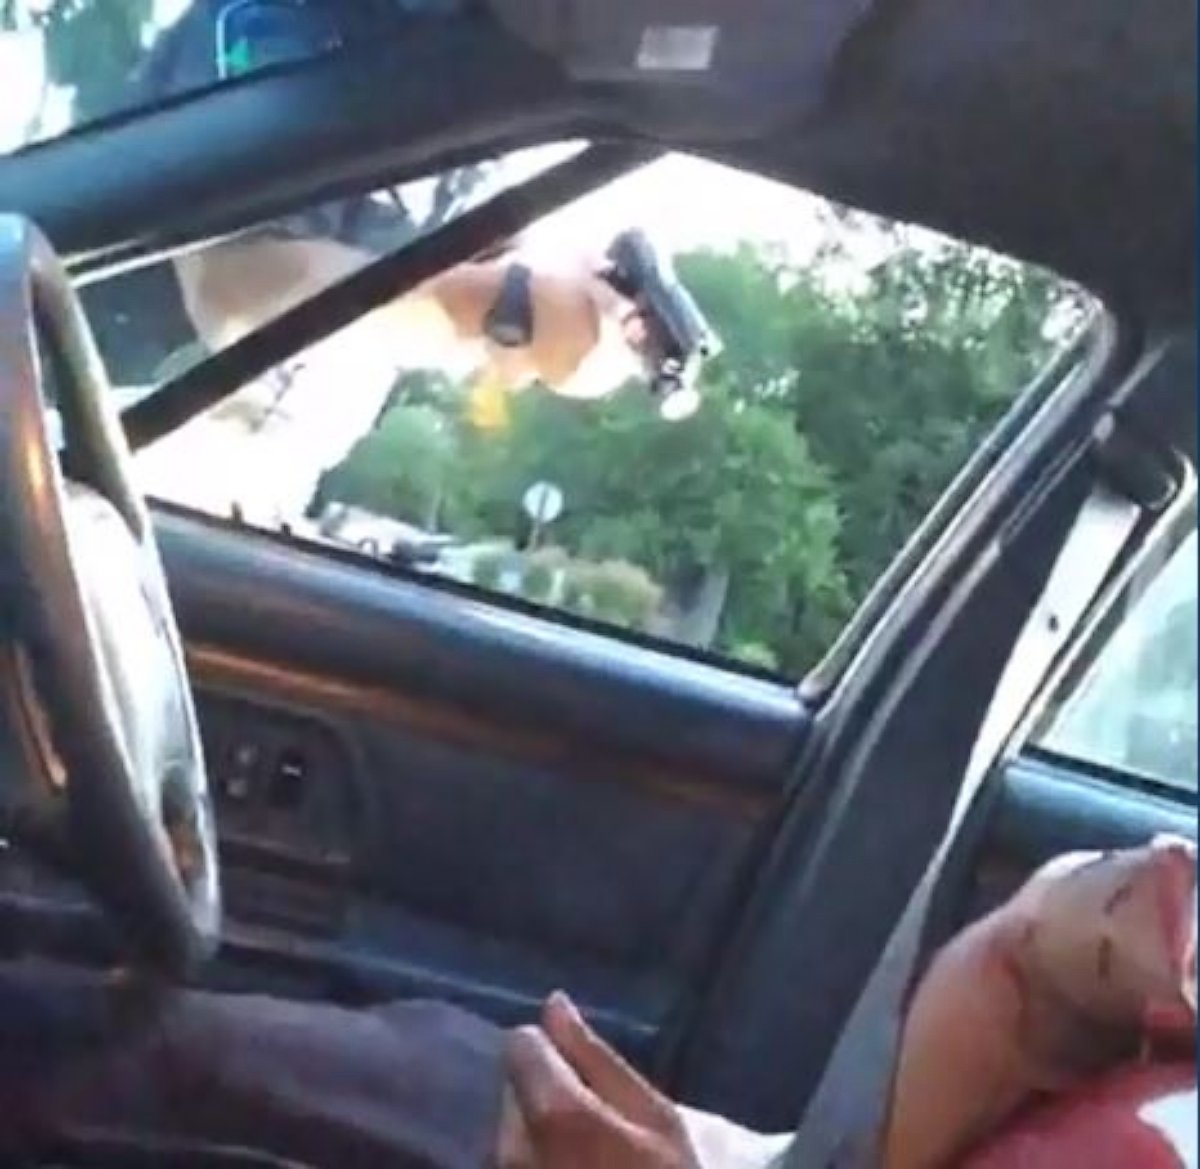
[0,0,1194,324]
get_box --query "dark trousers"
[0,962,505,1169]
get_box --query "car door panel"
[158,511,800,795]
[113,331,1187,1130]
[154,506,804,1063]
[148,329,1165,1126]
[960,469,1198,926]
[195,676,761,1009]
[960,753,1197,926]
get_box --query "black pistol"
[601,229,721,419]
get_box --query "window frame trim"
[119,142,655,450]
[103,151,1105,690]
[1019,464,1197,791]
[801,313,1110,703]
[143,497,796,687]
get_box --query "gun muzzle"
[602,229,721,420]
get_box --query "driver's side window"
[82,151,1085,680]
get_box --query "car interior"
[0,0,1194,1164]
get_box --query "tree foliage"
[328,238,1075,674]
[3,0,152,127]
[319,404,456,529]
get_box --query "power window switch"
[268,748,307,809]
[221,742,260,803]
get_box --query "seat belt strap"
[775,483,1141,1168]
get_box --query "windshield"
[0,0,442,155]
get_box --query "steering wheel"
[0,216,220,975]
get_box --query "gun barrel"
[605,229,722,363]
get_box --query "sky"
[522,149,831,261]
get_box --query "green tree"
[16,0,152,125]
[2,0,152,142]
[319,405,456,529]
[324,232,1075,675]
[679,240,1074,599]
[785,246,1072,594]
[443,382,851,670]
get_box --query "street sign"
[522,480,565,525]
